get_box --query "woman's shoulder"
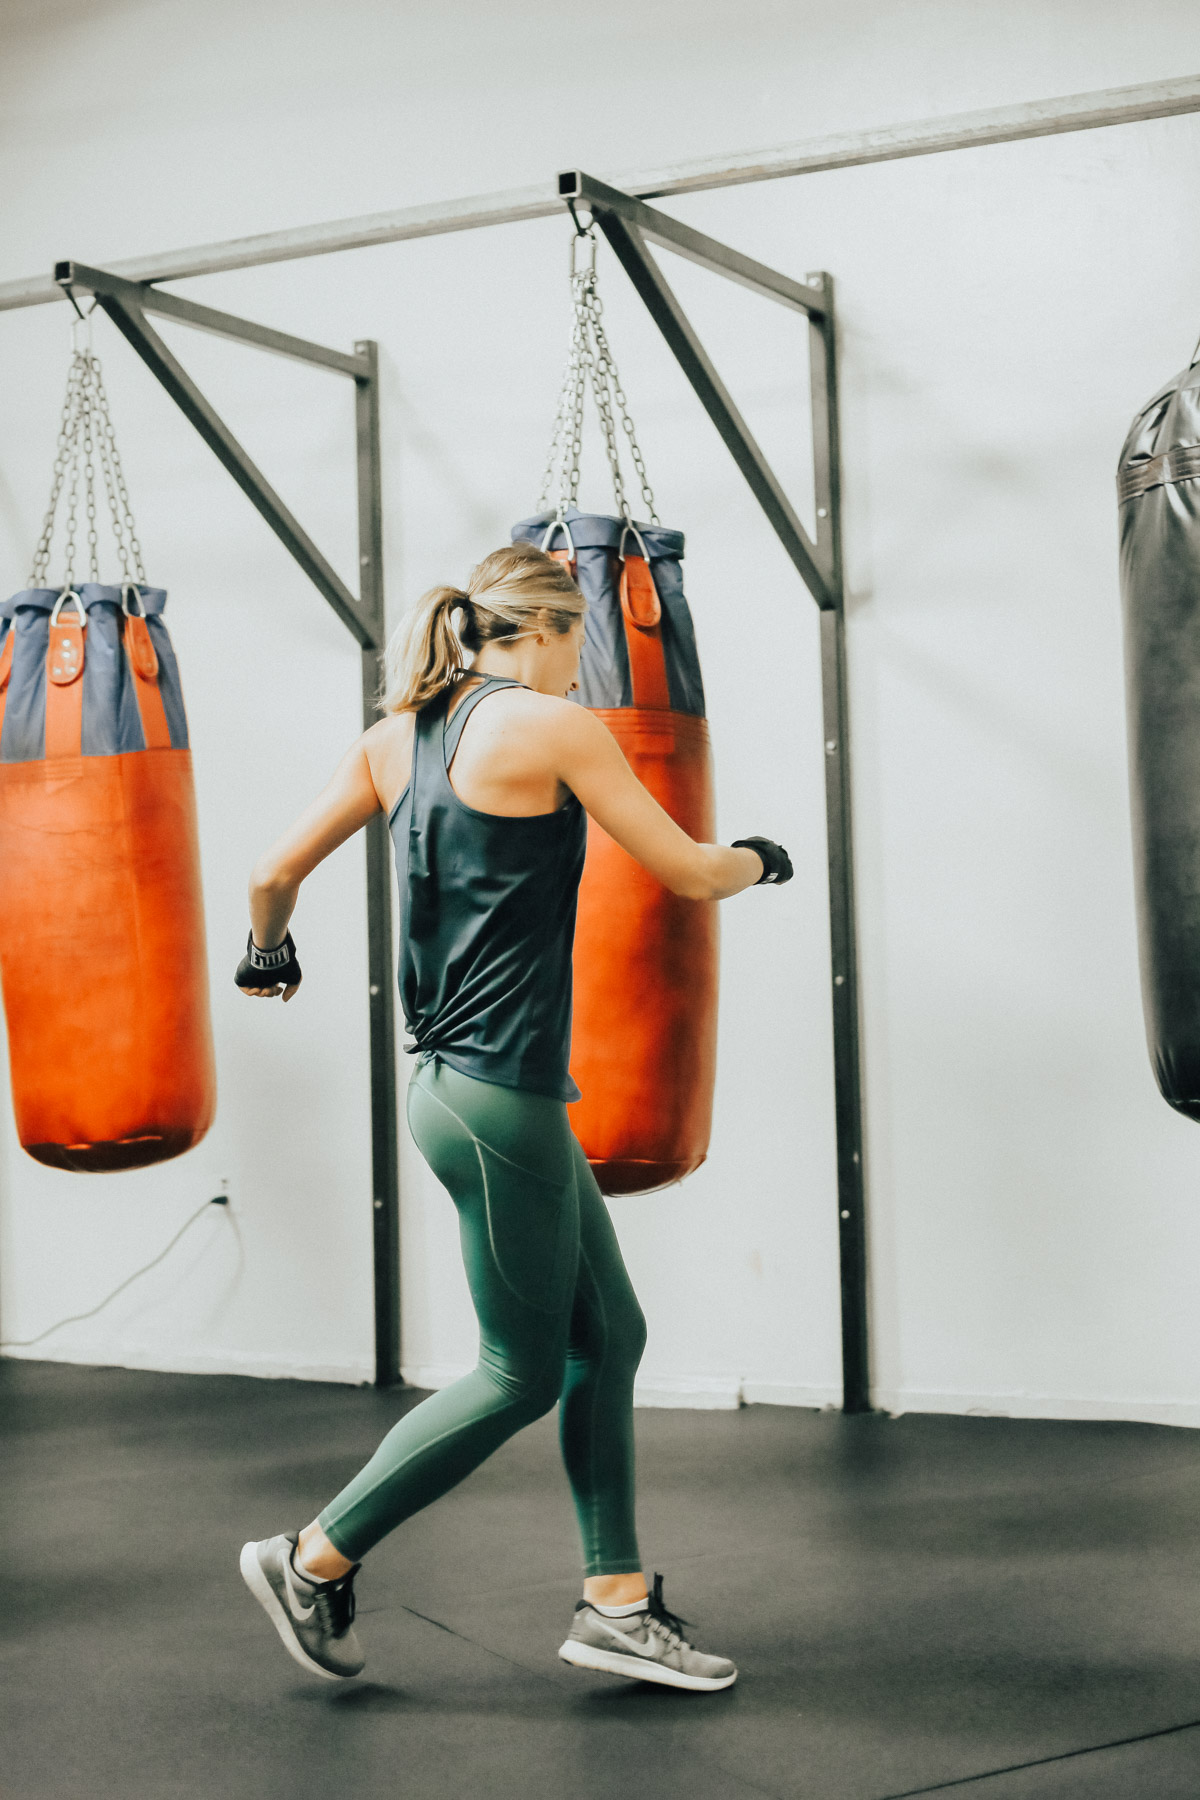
[488,687,605,747]
[361,710,417,812]
[362,710,417,750]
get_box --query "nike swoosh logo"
[282,1554,315,1622]
[594,1618,663,1659]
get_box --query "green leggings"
[319,1056,647,1574]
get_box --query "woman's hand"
[238,730,390,1004]
[730,837,793,885]
[235,931,303,1003]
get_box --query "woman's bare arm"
[248,738,382,952]
[552,705,765,900]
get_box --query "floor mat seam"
[398,1605,785,1800]
[875,1712,1200,1798]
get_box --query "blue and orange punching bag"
[0,341,215,1172]
[514,507,718,1195]
[518,227,720,1194]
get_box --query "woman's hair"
[379,543,586,714]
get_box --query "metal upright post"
[354,341,402,1389]
[809,281,869,1411]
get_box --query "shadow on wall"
[0,462,30,570]
[378,351,497,541]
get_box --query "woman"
[235,543,792,1693]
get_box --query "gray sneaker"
[558,1573,737,1692]
[239,1532,365,1681]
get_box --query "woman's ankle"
[296,1520,355,1583]
[583,1571,648,1608]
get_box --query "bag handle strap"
[122,585,172,749]
[0,620,14,750]
[618,539,670,711]
[44,590,87,759]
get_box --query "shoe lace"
[312,1566,359,1637]
[646,1572,694,1651]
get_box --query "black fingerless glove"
[234,930,303,990]
[731,837,794,886]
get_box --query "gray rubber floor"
[4,1359,1200,1799]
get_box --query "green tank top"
[390,676,587,1101]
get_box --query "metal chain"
[536,274,590,516]
[27,322,146,589]
[580,282,631,521]
[93,406,129,579]
[596,303,658,523]
[536,228,659,526]
[536,306,582,513]
[564,298,588,509]
[81,374,100,582]
[63,408,81,589]
[29,356,85,586]
[91,355,146,581]
[582,279,658,523]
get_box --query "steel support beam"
[56,261,370,376]
[53,263,403,1389]
[56,263,373,646]
[565,176,833,610]
[560,172,827,315]
[2,75,1198,311]
[566,176,870,1411]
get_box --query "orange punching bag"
[0,587,216,1173]
[0,342,215,1172]
[514,509,718,1194]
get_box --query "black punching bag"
[1119,359,1200,1117]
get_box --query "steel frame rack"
[49,170,871,1409]
[51,259,402,1389]
[560,174,868,1412]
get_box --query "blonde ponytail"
[380,584,470,714]
[380,543,585,714]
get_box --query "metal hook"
[566,198,593,238]
[569,227,597,282]
[67,292,98,358]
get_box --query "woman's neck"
[470,643,542,692]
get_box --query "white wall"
[2,0,1200,1421]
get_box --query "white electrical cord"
[0,1196,229,1350]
